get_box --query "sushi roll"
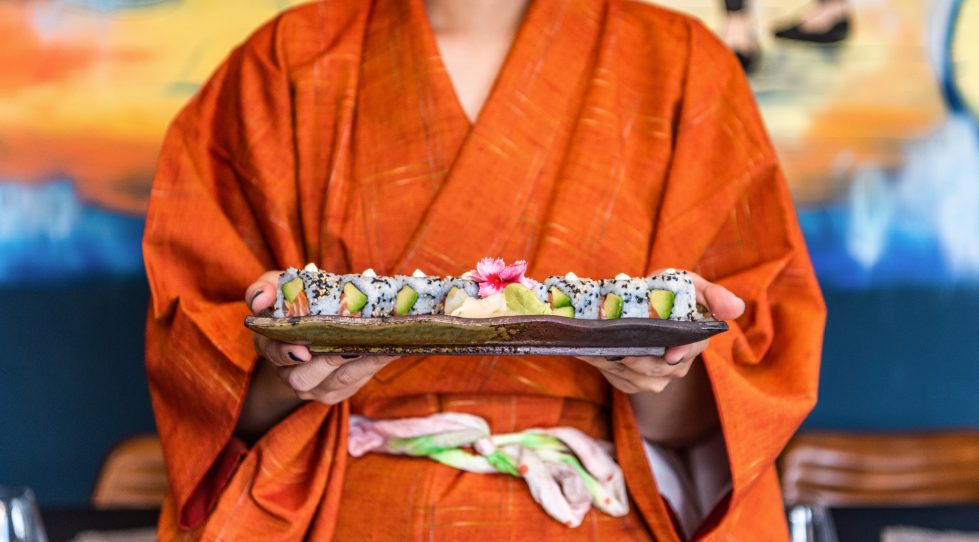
[275,266,307,317]
[275,263,347,317]
[646,269,697,321]
[542,273,601,319]
[299,267,343,316]
[443,275,480,315]
[394,270,448,315]
[531,282,550,305]
[339,268,398,317]
[599,274,651,319]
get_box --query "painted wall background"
[0,0,977,506]
[2,0,977,286]
[0,0,306,282]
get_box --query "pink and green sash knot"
[348,412,630,527]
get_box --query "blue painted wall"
[3,279,979,506]
[806,287,979,430]
[0,278,156,506]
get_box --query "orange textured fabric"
[143,0,825,540]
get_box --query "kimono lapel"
[530,0,679,280]
[392,0,609,275]
[346,0,471,274]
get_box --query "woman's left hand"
[578,271,746,394]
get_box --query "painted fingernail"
[340,354,362,360]
[605,356,625,362]
[288,352,305,363]
[250,290,264,311]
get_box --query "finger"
[283,356,338,392]
[245,271,284,314]
[322,354,362,368]
[664,344,692,365]
[580,356,679,385]
[606,372,672,394]
[298,376,372,405]
[256,335,311,367]
[327,356,398,388]
[645,379,671,393]
[603,372,641,394]
[687,271,745,321]
[703,283,746,321]
[628,374,672,393]
[673,358,694,379]
[576,356,628,375]
[620,356,677,378]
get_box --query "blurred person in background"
[723,0,852,71]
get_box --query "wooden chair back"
[91,435,168,509]
[780,431,979,507]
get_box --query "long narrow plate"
[245,315,728,357]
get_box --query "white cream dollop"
[450,294,520,318]
[614,273,631,280]
[304,262,318,272]
[412,269,427,278]
[361,268,378,277]
[565,272,579,281]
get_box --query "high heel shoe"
[774,17,851,44]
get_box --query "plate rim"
[245,313,729,332]
[245,314,728,353]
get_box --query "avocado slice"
[342,282,368,313]
[649,290,675,320]
[504,284,552,315]
[601,294,623,319]
[549,287,572,308]
[394,286,418,316]
[281,278,304,303]
[552,305,575,318]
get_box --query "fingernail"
[666,356,683,366]
[288,352,305,363]
[605,356,625,362]
[340,354,362,360]
[250,290,264,311]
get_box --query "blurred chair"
[91,435,167,509]
[780,432,979,542]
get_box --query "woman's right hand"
[245,271,399,406]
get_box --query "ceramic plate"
[245,315,728,357]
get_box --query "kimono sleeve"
[142,20,307,529]
[649,18,826,521]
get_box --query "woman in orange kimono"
[143,0,826,540]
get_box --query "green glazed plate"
[245,314,728,357]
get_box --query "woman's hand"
[244,271,398,406]
[578,271,745,394]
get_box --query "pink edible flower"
[469,258,539,298]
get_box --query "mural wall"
[1,0,977,289]
[0,0,304,282]
[656,0,979,289]
[3,0,976,507]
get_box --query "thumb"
[245,270,284,314]
[686,271,745,321]
[702,282,745,321]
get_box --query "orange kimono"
[143,0,825,540]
